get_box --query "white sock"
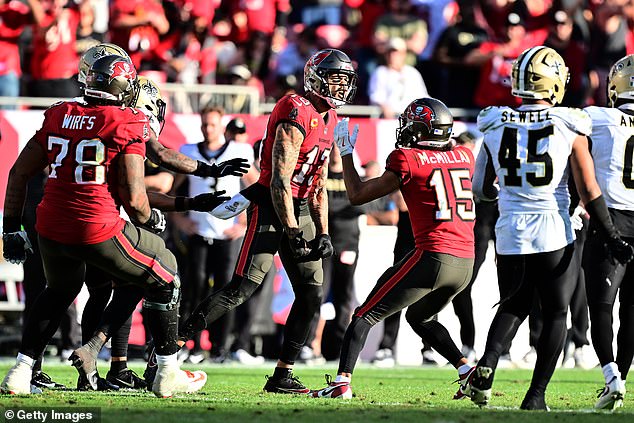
[458,364,473,376]
[16,353,35,368]
[334,375,351,383]
[156,353,178,369]
[602,362,620,384]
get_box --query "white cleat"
[469,366,493,407]
[152,367,207,398]
[453,366,476,400]
[595,376,626,410]
[311,375,353,399]
[1,364,36,395]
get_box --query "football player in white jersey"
[170,104,256,363]
[582,54,634,410]
[468,46,634,410]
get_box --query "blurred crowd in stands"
[3,0,634,114]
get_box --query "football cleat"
[469,366,494,406]
[595,376,625,410]
[371,348,395,368]
[311,374,352,399]
[263,373,310,394]
[106,369,147,390]
[152,367,207,398]
[31,371,67,390]
[77,372,119,391]
[520,390,550,411]
[1,363,37,395]
[453,366,476,400]
[143,345,158,391]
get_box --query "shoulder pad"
[550,107,592,135]
[477,106,504,133]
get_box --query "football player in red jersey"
[0,55,221,397]
[311,98,477,399]
[162,48,358,394]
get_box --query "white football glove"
[570,205,586,231]
[334,118,359,156]
[210,192,251,219]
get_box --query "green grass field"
[0,362,632,422]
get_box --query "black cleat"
[520,390,550,411]
[143,345,158,392]
[263,373,310,394]
[77,372,120,391]
[106,369,147,390]
[31,371,67,390]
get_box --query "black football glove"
[289,231,313,260]
[139,208,166,234]
[606,236,634,265]
[2,231,34,264]
[190,190,230,212]
[297,234,334,263]
[193,158,250,178]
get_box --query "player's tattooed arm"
[309,164,328,235]
[271,122,303,237]
[3,138,47,228]
[146,134,198,174]
[118,153,152,224]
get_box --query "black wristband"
[192,160,212,177]
[3,215,22,233]
[585,195,619,239]
[175,197,188,212]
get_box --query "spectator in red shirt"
[545,9,591,107]
[109,0,169,70]
[468,12,546,108]
[228,0,290,79]
[29,0,81,99]
[0,0,42,107]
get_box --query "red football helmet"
[396,98,454,150]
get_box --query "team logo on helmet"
[309,50,332,67]
[141,80,159,98]
[109,60,136,83]
[408,104,434,131]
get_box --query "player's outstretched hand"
[334,118,359,156]
[195,158,250,178]
[190,191,230,212]
[606,236,634,265]
[2,231,33,264]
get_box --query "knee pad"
[143,274,181,311]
